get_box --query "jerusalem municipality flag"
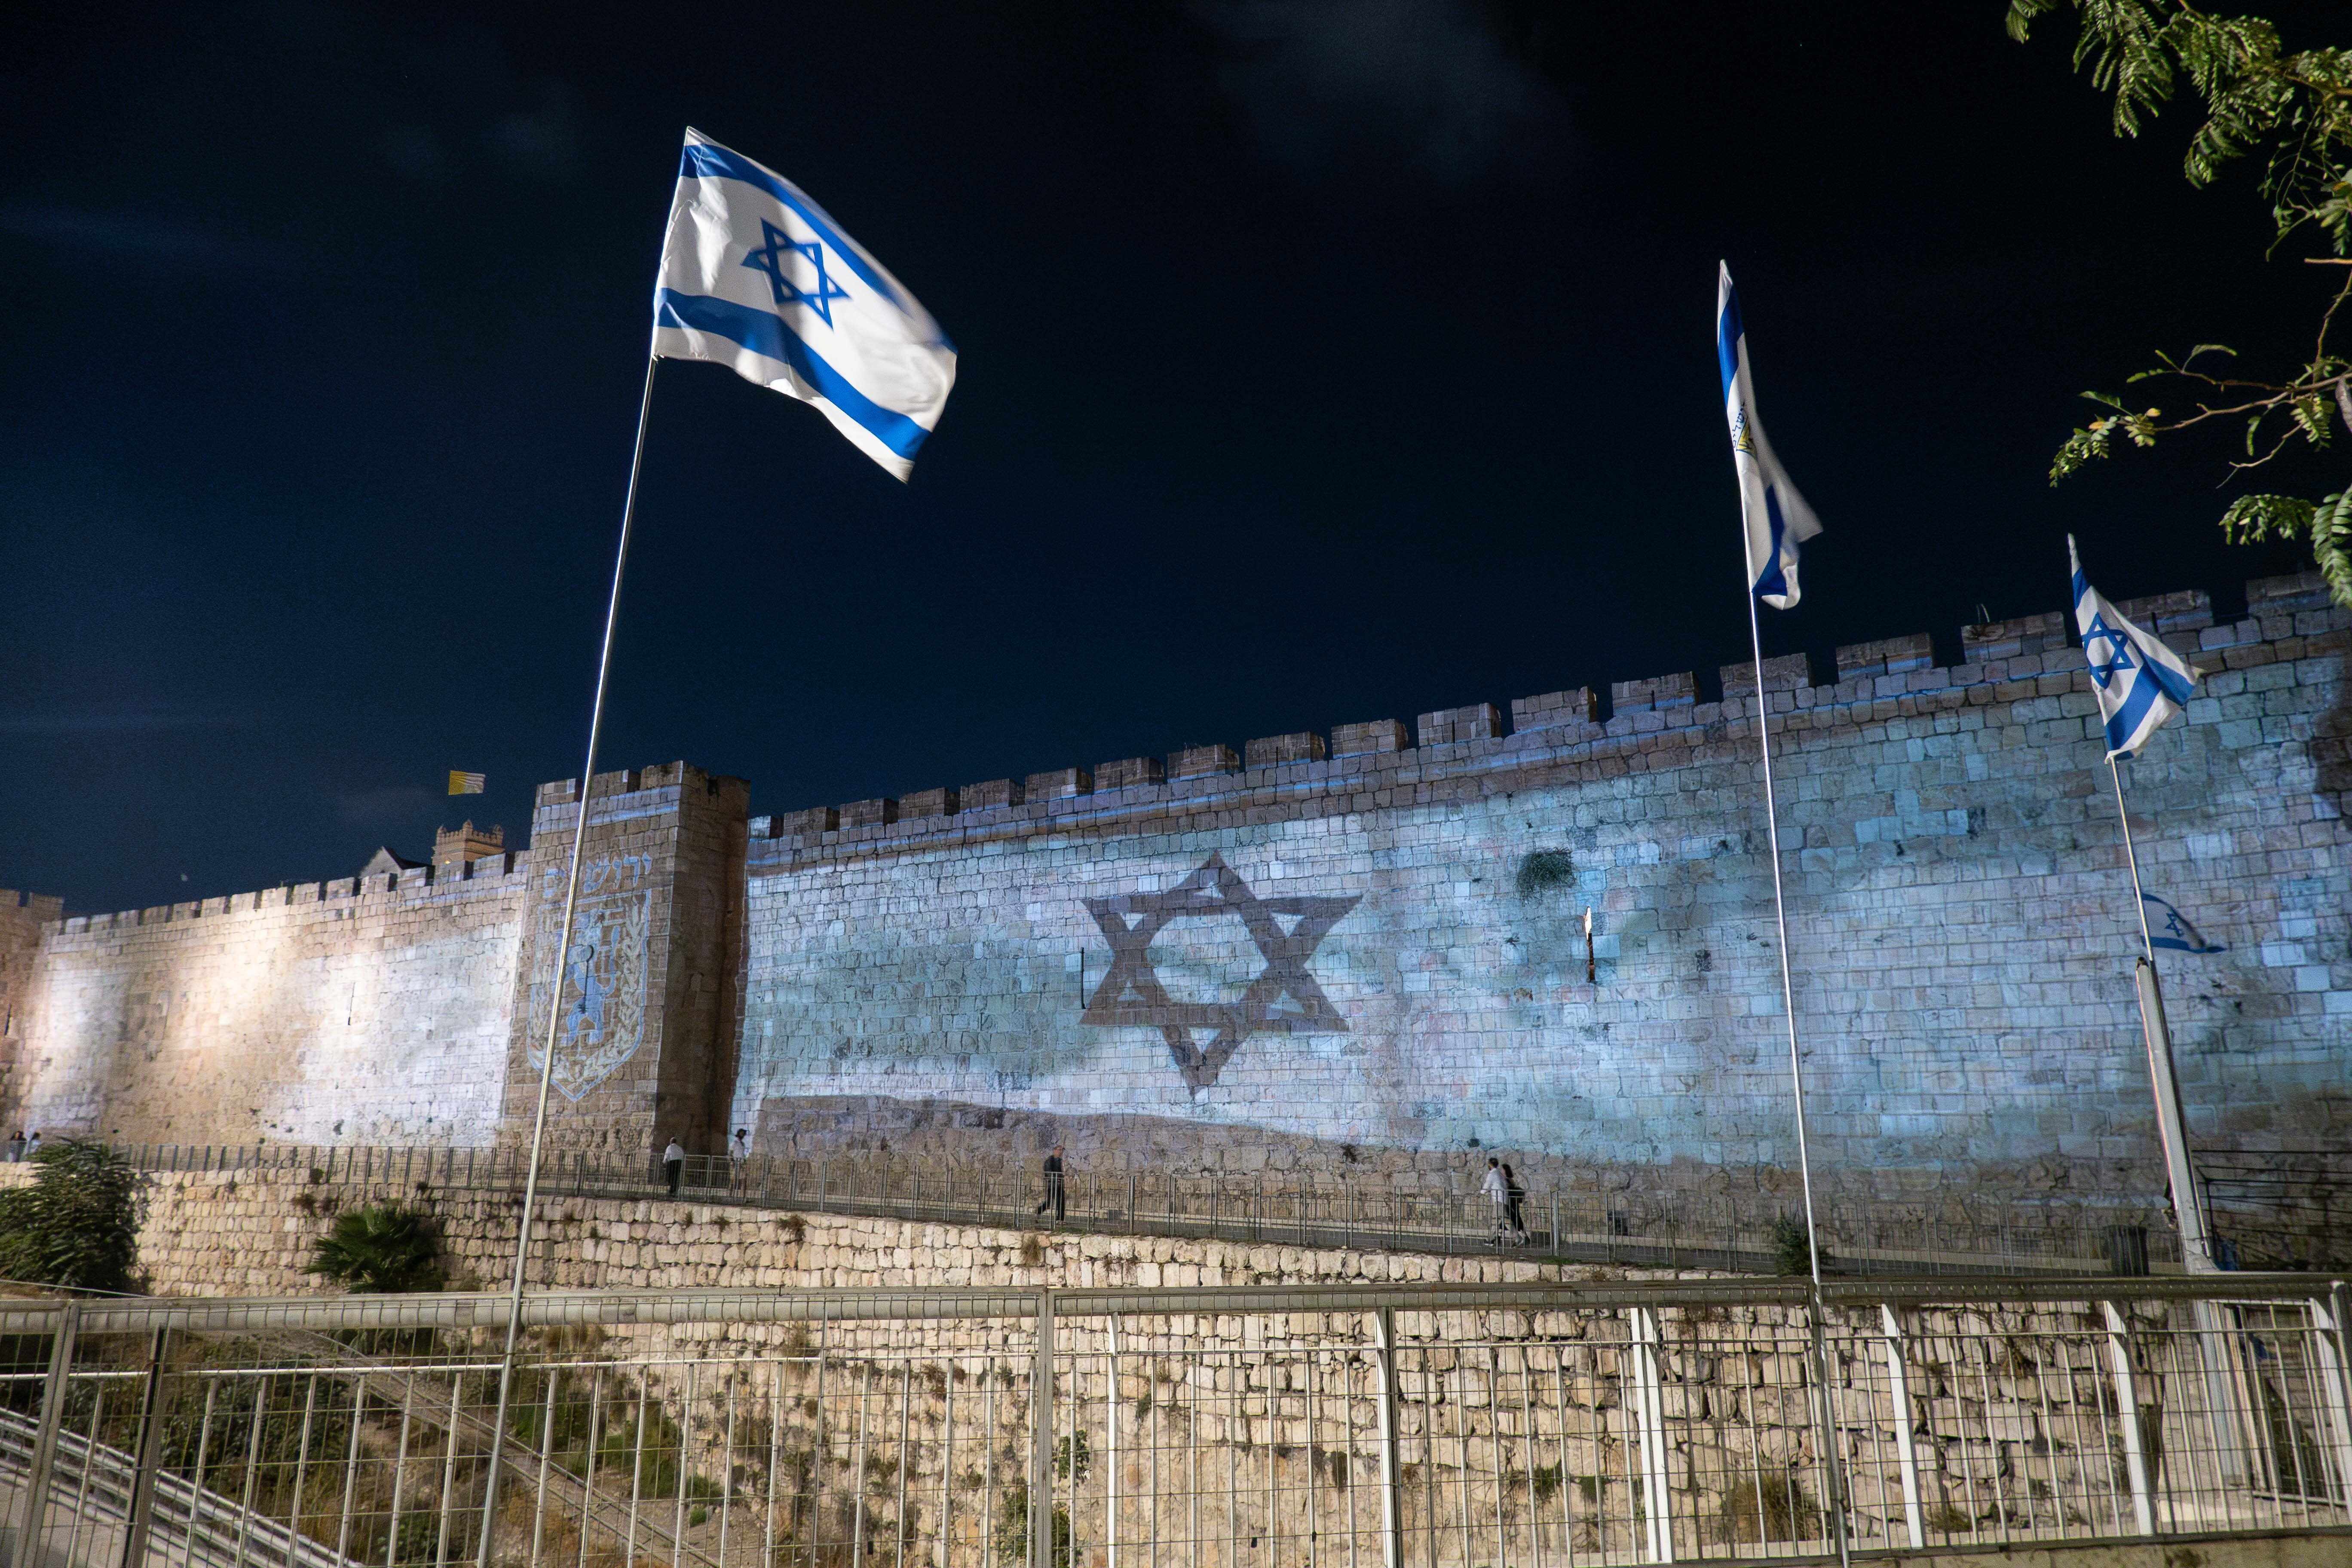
[2069,536,2202,757]
[1716,263,1822,609]
[652,129,956,480]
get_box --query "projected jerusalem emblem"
[1081,853,1360,1090]
[526,856,652,1101]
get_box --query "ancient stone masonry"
[2,860,527,1146]
[0,575,2346,1229]
[727,571,2351,1218]
[0,887,63,1079]
[494,762,749,1158]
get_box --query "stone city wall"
[0,861,527,1146]
[729,572,2351,1217]
[0,575,2345,1231]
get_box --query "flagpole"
[475,351,662,1567]
[2106,754,2216,1272]
[1742,594,1823,1285]
[1743,590,1850,1568]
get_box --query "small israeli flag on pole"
[1716,263,1822,609]
[654,129,957,479]
[2068,536,2202,757]
[2141,893,2226,954]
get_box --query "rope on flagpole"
[475,352,662,1568]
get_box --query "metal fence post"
[1371,1308,1401,1568]
[1625,1306,1675,1563]
[2101,1300,2157,1535]
[1877,1305,1926,1548]
[15,1298,80,1564]
[2308,1283,2352,1505]
[1031,1289,1055,1568]
[1106,1317,1121,1568]
[112,1326,170,1568]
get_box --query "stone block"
[2247,570,2332,612]
[840,798,898,829]
[1244,732,1327,767]
[1169,744,1240,780]
[1095,756,1165,790]
[1329,720,1407,757]
[1834,632,1933,680]
[2114,587,2212,634]
[1416,703,1502,746]
[1960,610,2068,662]
[1718,653,1809,695]
[1510,688,1597,732]
[1609,673,1695,714]
[897,787,959,820]
[1023,767,1093,800]
[774,805,839,835]
[959,778,1023,811]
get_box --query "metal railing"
[89,1142,2197,1278]
[0,1273,2345,1568]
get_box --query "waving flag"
[1716,263,1822,608]
[2141,893,2226,954]
[653,129,956,479]
[2069,536,2202,757]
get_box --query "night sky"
[3,2,2337,916]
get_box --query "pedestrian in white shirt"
[662,1139,685,1197]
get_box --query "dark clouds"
[1196,0,1566,179]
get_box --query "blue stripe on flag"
[2143,646,2195,707]
[2106,664,2163,752]
[680,144,908,312]
[1716,287,1744,400]
[654,289,929,461]
[1754,485,1790,600]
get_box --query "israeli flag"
[653,129,956,480]
[2069,536,2202,757]
[2142,893,2226,954]
[1716,263,1822,609]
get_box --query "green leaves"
[2225,488,2352,601]
[2015,1,2352,607]
[306,1201,444,1293]
[0,1140,144,1295]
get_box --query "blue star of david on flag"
[2068,536,2201,757]
[651,128,956,480]
[741,219,851,326]
[2142,893,2226,954]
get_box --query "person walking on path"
[23,1132,40,1162]
[1500,1162,1529,1245]
[1480,1157,1509,1240]
[4,1132,21,1163]
[1035,1145,1066,1222]
[662,1138,685,1197]
[731,1128,750,1189]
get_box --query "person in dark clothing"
[662,1138,685,1197]
[1035,1145,1066,1221]
[1500,1162,1528,1243]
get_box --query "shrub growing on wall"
[306,1202,445,1293]
[0,1139,143,1294]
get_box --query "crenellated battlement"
[746,570,2348,860]
[43,845,529,940]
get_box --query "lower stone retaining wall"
[56,1163,1593,1299]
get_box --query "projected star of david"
[741,219,851,325]
[1081,853,1360,1091]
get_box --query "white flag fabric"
[2069,535,2202,757]
[653,129,956,480]
[1716,263,1822,608]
